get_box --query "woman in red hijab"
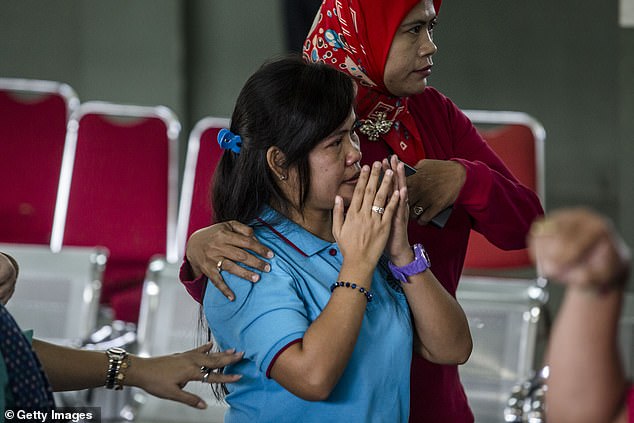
[299,2,543,421]
[180,1,543,421]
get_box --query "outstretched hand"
[127,342,243,409]
[186,221,274,301]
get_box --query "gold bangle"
[115,355,131,390]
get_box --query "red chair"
[51,101,180,322]
[457,112,546,419]
[462,110,546,271]
[0,78,79,245]
[175,116,230,260]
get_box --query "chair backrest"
[456,275,548,423]
[2,243,106,344]
[0,78,79,245]
[175,116,230,259]
[462,110,546,270]
[50,102,180,322]
[135,258,227,422]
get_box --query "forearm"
[33,340,152,392]
[402,271,471,364]
[545,288,628,423]
[453,158,544,249]
[270,262,373,400]
[33,340,109,391]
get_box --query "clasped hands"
[186,157,464,299]
[332,157,411,268]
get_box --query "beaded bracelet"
[330,281,374,302]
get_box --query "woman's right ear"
[266,146,288,181]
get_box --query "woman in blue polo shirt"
[203,56,472,422]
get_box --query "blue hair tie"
[218,128,242,154]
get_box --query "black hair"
[212,55,355,224]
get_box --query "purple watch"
[388,244,431,283]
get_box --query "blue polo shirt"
[203,207,413,423]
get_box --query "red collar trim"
[255,217,308,257]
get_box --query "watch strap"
[105,347,129,390]
[388,244,431,282]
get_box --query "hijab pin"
[359,112,393,141]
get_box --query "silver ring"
[371,205,385,215]
[216,259,224,273]
[413,206,424,216]
[202,371,211,383]
[201,366,211,383]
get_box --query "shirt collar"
[255,206,334,257]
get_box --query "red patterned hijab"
[303,0,442,165]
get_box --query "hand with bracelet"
[331,162,400,294]
[1,252,243,412]
[31,340,242,409]
[269,160,400,400]
[382,155,472,364]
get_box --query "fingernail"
[264,264,271,272]
[228,295,235,302]
[251,274,260,282]
[385,169,393,176]
[266,250,274,258]
[197,401,207,409]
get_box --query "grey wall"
[619,28,634,263]
[183,0,284,130]
[434,1,622,215]
[0,1,185,113]
[434,1,633,285]
[1,0,632,274]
